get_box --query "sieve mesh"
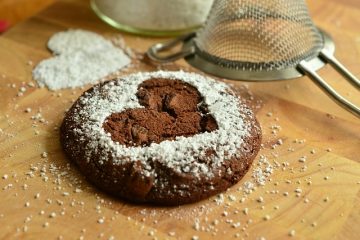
[194,0,324,71]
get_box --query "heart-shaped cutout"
[103,78,218,147]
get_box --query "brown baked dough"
[60,73,261,205]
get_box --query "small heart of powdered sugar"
[33,29,131,90]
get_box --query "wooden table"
[0,0,359,239]
[0,0,55,29]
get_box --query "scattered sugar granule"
[62,192,70,196]
[266,112,273,117]
[232,222,241,228]
[295,188,302,193]
[97,218,105,224]
[49,212,56,218]
[41,152,48,158]
[225,219,233,224]
[2,183,13,190]
[228,195,236,201]
[193,219,200,230]
[33,29,131,90]
[192,236,199,240]
[243,208,249,215]
[243,181,255,194]
[2,174,8,180]
[289,230,296,237]
[263,215,270,221]
[298,156,307,163]
[24,216,32,223]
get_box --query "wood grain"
[0,0,55,27]
[0,0,359,239]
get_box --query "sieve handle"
[298,60,360,118]
[147,32,196,63]
[320,49,360,89]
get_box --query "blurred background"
[0,0,55,32]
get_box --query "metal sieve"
[147,0,360,117]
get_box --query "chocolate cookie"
[61,71,261,205]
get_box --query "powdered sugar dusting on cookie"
[68,71,254,178]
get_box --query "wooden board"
[0,0,55,28]
[0,0,359,239]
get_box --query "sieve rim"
[184,29,335,81]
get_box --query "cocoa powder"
[103,78,218,146]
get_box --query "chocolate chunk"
[131,125,148,145]
[201,114,218,132]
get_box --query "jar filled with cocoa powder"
[91,0,214,36]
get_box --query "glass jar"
[91,0,214,36]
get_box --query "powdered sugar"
[47,29,115,55]
[33,29,131,90]
[68,71,254,178]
